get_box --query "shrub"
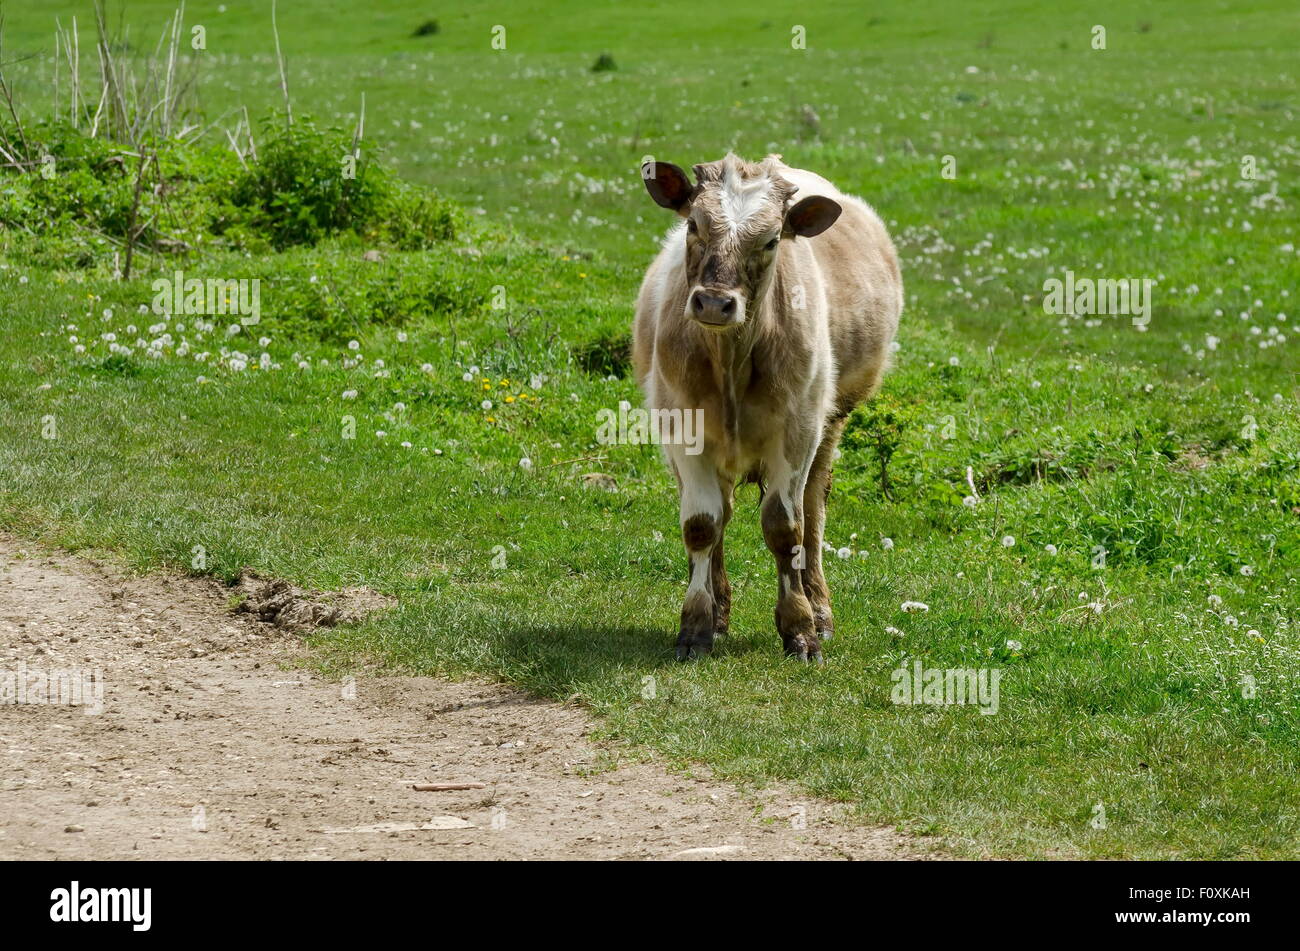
[0,118,460,265]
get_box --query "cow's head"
[641,154,841,329]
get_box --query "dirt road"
[0,536,937,860]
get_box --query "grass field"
[2,1,1298,858]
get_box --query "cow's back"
[775,163,903,410]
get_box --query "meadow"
[1,1,1298,858]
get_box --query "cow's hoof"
[676,643,712,662]
[813,607,834,642]
[783,633,824,664]
[676,631,715,661]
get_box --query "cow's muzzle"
[686,287,744,329]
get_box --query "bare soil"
[0,536,940,860]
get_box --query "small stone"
[580,472,618,492]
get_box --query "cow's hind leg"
[673,449,725,661]
[760,443,821,662]
[710,480,734,638]
[801,415,847,641]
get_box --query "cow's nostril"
[692,293,705,313]
[721,297,736,316]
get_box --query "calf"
[632,154,902,661]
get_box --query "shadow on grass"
[450,621,770,698]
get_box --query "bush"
[0,118,460,265]
[225,121,388,250]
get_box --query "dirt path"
[0,536,938,860]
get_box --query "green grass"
[1,0,1299,858]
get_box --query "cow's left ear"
[783,195,841,238]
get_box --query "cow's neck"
[699,287,771,453]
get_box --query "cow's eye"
[764,236,779,251]
[687,218,698,235]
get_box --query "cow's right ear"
[641,161,694,216]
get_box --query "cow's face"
[642,156,841,330]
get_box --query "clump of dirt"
[1174,445,1213,471]
[233,569,392,631]
[580,472,618,492]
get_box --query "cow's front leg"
[672,449,726,661]
[760,446,821,662]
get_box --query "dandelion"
[463,372,474,382]
[519,457,533,471]
[836,547,851,560]
[342,389,358,400]
[401,441,412,449]
[948,356,960,367]
[1208,594,1223,607]
[227,324,241,336]
[376,431,387,438]
[481,400,493,410]
[963,495,978,508]
[881,537,894,551]
[1002,535,1015,547]
[258,336,271,348]
[1240,565,1255,576]
[396,331,408,343]
[348,340,360,351]
[422,363,433,373]
[1006,639,1022,651]
[901,601,929,613]
[885,626,903,638]
[394,402,406,412]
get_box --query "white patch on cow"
[671,447,720,521]
[670,447,722,600]
[687,550,711,598]
[719,165,774,234]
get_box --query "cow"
[632,153,903,661]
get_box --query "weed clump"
[574,331,632,377]
[0,118,460,265]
